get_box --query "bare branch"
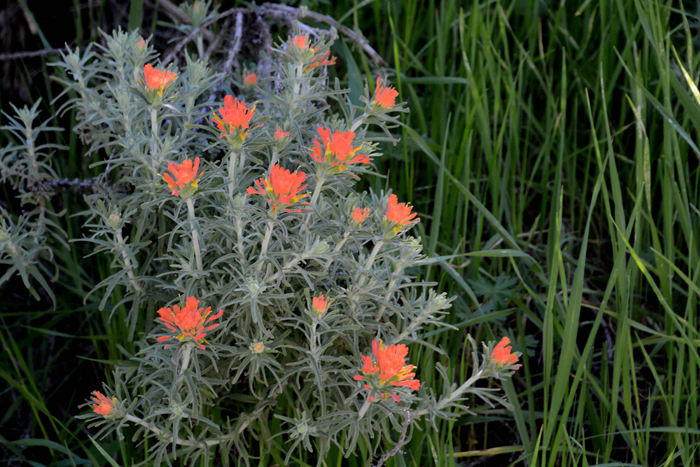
[260,3,387,66]
[0,48,66,61]
[374,408,411,467]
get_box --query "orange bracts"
[385,194,419,235]
[141,64,177,96]
[243,71,257,86]
[354,340,420,402]
[247,164,309,214]
[352,207,370,224]
[373,77,399,108]
[91,391,115,416]
[157,296,223,350]
[274,126,290,141]
[290,35,337,69]
[162,157,201,199]
[137,37,147,49]
[292,35,308,50]
[312,295,329,316]
[491,337,521,368]
[310,127,369,174]
[251,342,265,354]
[213,95,256,143]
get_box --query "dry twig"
[374,408,412,467]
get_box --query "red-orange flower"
[385,194,419,234]
[243,71,257,86]
[311,127,369,173]
[91,391,115,416]
[137,38,147,49]
[354,340,420,402]
[491,337,521,368]
[274,126,290,141]
[162,157,201,198]
[141,64,177,96]
[352,207,370,223]
[247,164,309,214]
[290,35,337,69]
[213,95,255,141]
[157,296,223,350]
[312,295,329,315]
[291,35,308,50]
[374,77,399,108]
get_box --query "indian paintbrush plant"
[1,20,521,466]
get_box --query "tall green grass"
[2,0,700,465]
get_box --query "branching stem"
[114,229,143,294]
[186,198,204,272]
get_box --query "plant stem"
[412,370,483,418]
[186,197,204,272]
[150,107,158,155]
[357,398,371,420]
[323,232,349,270]
[256,221,273,273]
[228,149,238,198]
[374,408,411,467]
[357,240,383,287]
[125,414,222,447]
[114,229,143,294]
[310,174,325,208]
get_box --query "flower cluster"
[373,77,399,108]
[310,127,369,175]
[162,157,201,199]
[213,95,256,149]
[247,164,309,214]
[140,64,177,100]
[91,391,116,417]
[354,340,420,402]
[490,337,522,370]
[291,35,337,69]
[156,296,223,350]
[384,194,419,236]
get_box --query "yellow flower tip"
[91,391,115,416]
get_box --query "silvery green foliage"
[0,100,69,305]
[51,26,515,467]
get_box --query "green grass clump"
[2,0,700,465]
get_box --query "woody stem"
[186,197,204,272]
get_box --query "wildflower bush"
[2,23,521,466]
